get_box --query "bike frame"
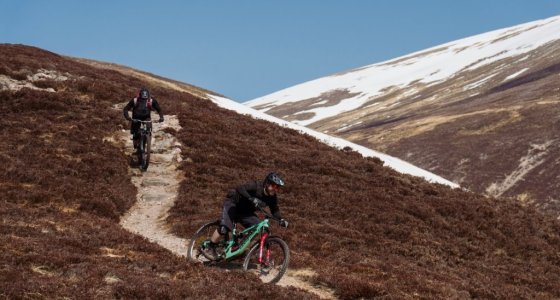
[136,120,152,146]
[133,119,152,170]
[221,219,270,260]
[203,205,281,262]
[189,206,288,283]
[141,125,150,149]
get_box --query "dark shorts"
[220,199,259,231]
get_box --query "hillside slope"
[0,44,315,299]
[246,15,560,211]
[1,44,560,299]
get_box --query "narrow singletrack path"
[117,113,189,257]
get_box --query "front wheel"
[136,134,145,169]
[187,220,221,263]
[140,133,151,171]
[242,237,289,284]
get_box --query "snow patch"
[336,121,363,133]
[503,68,529,82]
[463,73,499,90]
[486,140,554,197]
[209,95,459,188]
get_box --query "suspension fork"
[258,232,270,264]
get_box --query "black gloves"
[248,197,287,227]
[158,116,164,123]
[251,197,266,208]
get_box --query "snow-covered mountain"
[246,15,560,212]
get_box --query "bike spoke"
[244,238,289,284]
[188,222,221,264]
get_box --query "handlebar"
[132,119,157,123]
[256,205,282,223]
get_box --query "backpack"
[133,97,153,110]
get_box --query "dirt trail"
[112,111,336,299]
[117,114,189,257]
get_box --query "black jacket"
[123,97,163,120]
[226,180,282,219]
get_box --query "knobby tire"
[242,237,289,284]
[141,132,151,171]
[187,220,221,263]
[137,134,144,169]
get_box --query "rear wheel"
[187,220,222,263]
[242,237,289,284]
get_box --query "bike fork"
[258,232,270,264]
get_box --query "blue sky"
[2,1,560,102]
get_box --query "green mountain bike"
[187,207,290,284]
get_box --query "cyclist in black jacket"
[208,172,289,253]
[123,87,164,150]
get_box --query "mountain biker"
[123,87,164,150]
[207,172,289,257]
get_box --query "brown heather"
[1,44,560,299]
[0,44,314,300]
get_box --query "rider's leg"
[239,214,260,229]
[210,225,230,244]
[211,200,236,243]
[131,121,141,149]
[210,229,221,244]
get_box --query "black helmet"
[139,88,150,100]
[265,172,285,186]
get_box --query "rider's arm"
[269,198,282,220]
[123,99,134,120]
[152,98,164,120]
[235,181,258,203]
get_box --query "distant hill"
[2,44,560,299]
[246,15,560,213]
